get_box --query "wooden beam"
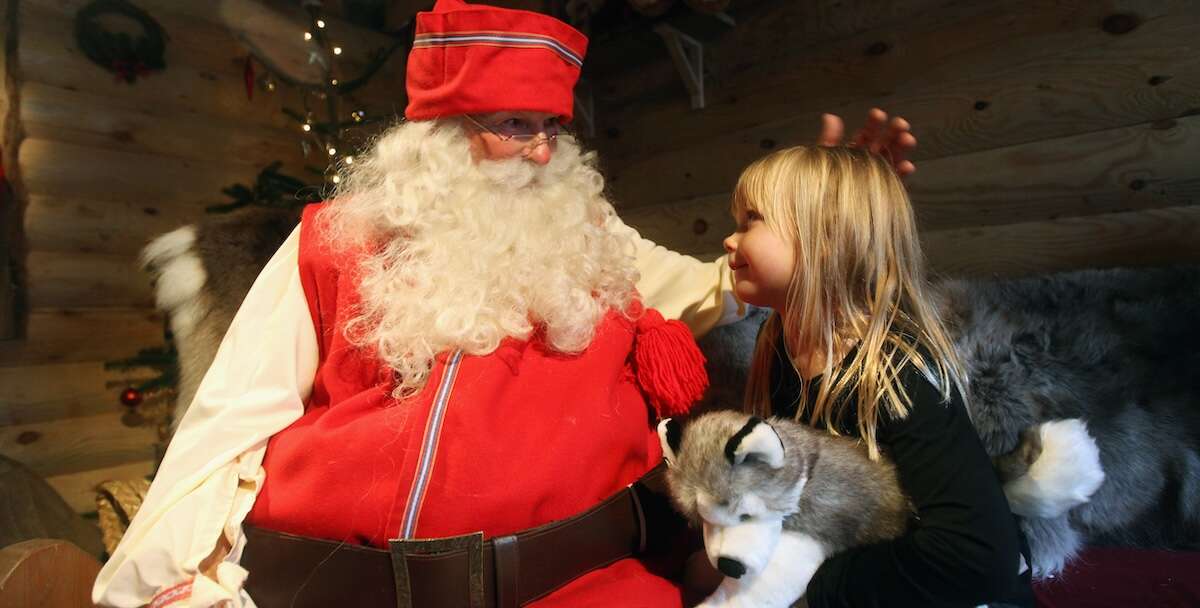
[0,308,164,367]
[18,4,290,128]
[18,139,307,210]
[20,82,308,168]
[599,0,1200,208]
[905,117,1200,230]
[633,203,1200,278]
[24,195,206,257]
[621,114,1200,253]
[1,412,158,478]
[588,0,960,117]
[21,2,402,136]
[619,193,734,257]
[211,0,408,97]
[24,0,404,93]
[26,251,152,309]
[45,459,155,515]
[0,361,156,426]
[922,204,1200,278]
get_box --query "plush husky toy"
[658,411,1095,608]
[658,411,912,608]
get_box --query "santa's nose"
[523,139,553,165]
[717,556,746,579]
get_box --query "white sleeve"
[93,224,317,608]
[610,215,745,337]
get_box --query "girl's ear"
[724,416,785,469]
[657,418,682,466]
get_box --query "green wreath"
[74,0,168,84]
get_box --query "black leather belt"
[241,463,683,608]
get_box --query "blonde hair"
[318,119,638,399]
[736,145,967,460]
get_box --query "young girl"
[723,145,1034,607]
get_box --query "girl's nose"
[723,233,738,254]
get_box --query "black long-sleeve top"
[768,335,1034,607]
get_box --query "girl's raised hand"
[818,108,917,177]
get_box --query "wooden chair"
[0,538,100,608]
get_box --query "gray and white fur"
[936,268,1200,575]
[658,412,911,608]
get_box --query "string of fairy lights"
[248,0,405,186]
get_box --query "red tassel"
[634,308,709,418]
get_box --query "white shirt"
[93,217,739,607]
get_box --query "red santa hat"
[404,0,588,122]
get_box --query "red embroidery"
[150,580,193,608]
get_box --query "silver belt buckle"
[388,531,486,608]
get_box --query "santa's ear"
[724,417,785,469]
[658,418,682,466]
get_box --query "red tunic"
[245,204,686,606]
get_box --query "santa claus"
[93,1,916,606]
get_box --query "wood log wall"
[0,0,407,513]
[599,0,1200,276]
[1,0,1196,513]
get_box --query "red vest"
[246,204,702,607]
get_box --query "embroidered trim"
[399,350,465,538]
[413,31,583,67]
[150,580,192,608]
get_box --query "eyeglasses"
[463,114,561,143]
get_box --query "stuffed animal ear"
[658,418,682,466]
[724,417,785,469]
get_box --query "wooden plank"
[24,195,202,257]
[906,117,1200,230]
[20,82,308,167]
[0,361,156,426]
[588,0,961,114]
[22,0,407,121]
[0,308,164,367]
[622,115,1200,251]
[600,0,1200,207]
[26,251,152,309]
[620,193,735,257]
[17,138,310,210]
[0,412,158,478]
[641,204,1200,279]
[923,204,1200,278]
[17,4,290,128]
[26,0,394,74]
[45,459,155,515]
[600,0,1198,162]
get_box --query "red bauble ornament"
[120,387,143,407]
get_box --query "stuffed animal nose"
[717,556,747,579]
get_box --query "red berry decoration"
[120,387,143,407]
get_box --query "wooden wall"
[596,0,1200,275]
[2,0,1197,515]
[0,0,406,513]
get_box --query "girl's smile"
[722,210,796,311]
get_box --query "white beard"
[317,119,639,397]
